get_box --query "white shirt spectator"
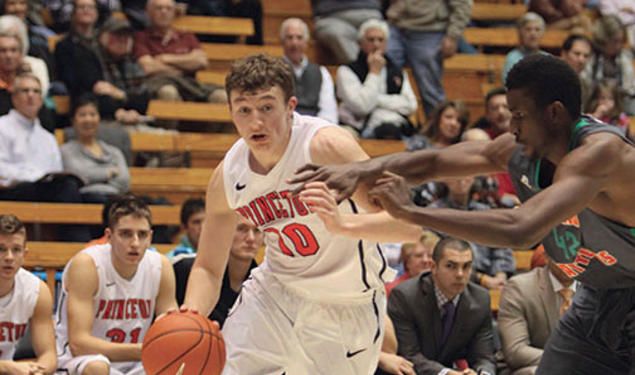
[285,56,338,124]
[0,109,62,188]
[337,65,417,137]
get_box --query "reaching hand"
[2,361,45,375]
[156,305,199,322]
[289,163,363,203]
[368,171,415,219]
[299,182,344,234]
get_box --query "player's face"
[185,210,206,250]
[405,243,433,276]
[230,217,262,262]
[0,233,26,281]
[438,106,462,142]
[485,94,511,133]
[431,248,472,300]
[507,88,549,155]
[282,21,307,66]
[73,103,100,140]
[106,215,153,272]
[561,40,591,74]
[229,85,296,170]
[519,20,543,50]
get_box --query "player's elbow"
[68,334,94,357]
[504,215,544,249]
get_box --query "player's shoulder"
[310,125,366,165]
[562,132,627,174]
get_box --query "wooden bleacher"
[172,16,253,37]
[464,27,570,50]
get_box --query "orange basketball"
[142,311,225,375]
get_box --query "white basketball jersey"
[0,268,40,360]
[55,244,162,368]
[223,113,391,301]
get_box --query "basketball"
[142,311,225,375]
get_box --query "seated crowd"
[0,1,632,375]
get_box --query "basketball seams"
[198,317,213,375]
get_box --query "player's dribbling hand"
[289,163,361,203]
[368,171,414,219]
[299,182,344,234]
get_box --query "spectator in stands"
[54,0,100,96]
[502,12,549,84]
[280,17,337,124]
[45,0,113,32]
[406,99,468,151]
[181,0,263,45]
[134,0,226,106]
[599,0,635,49]
[0,214,57,375]
[0,15,49,95]
[0,0,54,75]
[0,30,55,130]
[311,0,383,65]
[65,16,149,124]
[166,197,205,257]
[529,0,591,33]
[61,93,130,204]
[470,88,519,202]
[498,254,576,375]
[431,176,516,290]
[388,237,496,375]
[560,34,593,104]
[337,19,417,139]
[386,0,472,116]
[55,194,177,375]
[583,15,635,115]
[385,230,440,297]
[584,79,632,136]
[376,315,416,375]
[172,215,261,327]
[0,74,90,241]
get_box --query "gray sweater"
[386,0,473,39]
[311,0,381,17]
[61,139,130,195]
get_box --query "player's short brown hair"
[0,214,26,241]
[225,53,295,102]
[107,194,152,229]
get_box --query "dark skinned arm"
[368,135,619,249]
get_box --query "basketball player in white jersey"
[56,195,177,375]
[181,54,423,375]
[0,214,56,375]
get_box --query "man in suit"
[388,237,496,375]
[498,254,576,375]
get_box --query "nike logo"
[235,182,246,190]
[176,362,185,375]
[106,282,116,287]
[346,348,366,358]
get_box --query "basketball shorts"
[58,353,145,375]
[221,271,386,375]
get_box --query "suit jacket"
[498,267,559,375]
[388,272,496,375]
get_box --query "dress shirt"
[284,56,338,124]
[336,64,417,135]
[0,109,62,188]
[549,270,577,313]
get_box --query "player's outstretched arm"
[184,162,238,317]
[369,135,619,249]
[65,254,142,361]
[30,280,57,374]
[291,131,514,202]
[155,255,179,316]
[303,127,423,243]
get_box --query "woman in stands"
[60,93,130,204]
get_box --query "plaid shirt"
[434,282,461,318]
